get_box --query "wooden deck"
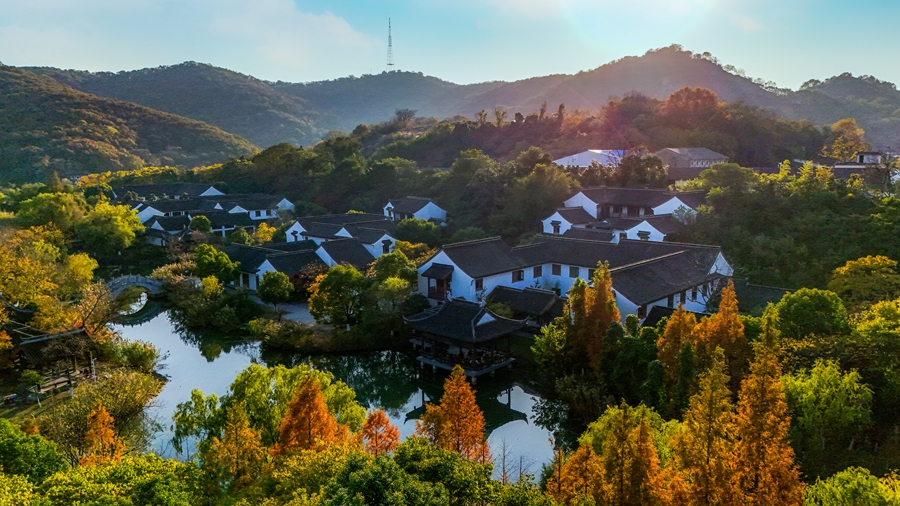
[415,355,515,381]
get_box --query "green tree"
[0,473,43,506]
[257,271,293,315]
[323,453,448,506]
[17,192,87,233]
[396,218,441,248]
[189,215,212,233]
[308,264,368,327]
[192,244,240,284]
[828,256,900,313]
[782,360,872,474]
[775,288,850,340]
[613,153,668,188]
[75,201,144,257]
[805,467,897,506]
[0,419,67,483]
[227,227,252,245]
[368,250,417,284]
[448,227,486,243]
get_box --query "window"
[680,291,686,304]
[475,278,483,291]
[588,268,595,280]
[254,210,261,217]
[533,265,543,278]
[512,270,524,282]
[552,264,562,276]
[619,232,627,241]
[569,266,579,278]
[638,305,647,319]
[691,287,698,300]
[551,221,561,234]
[382,241,391,254]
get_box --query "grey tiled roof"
[561,228,615,242]
[405,299,526,344]
[199,211,256,229]
[266,251,324,275]
[609,250,723,305]
[656,147,729,161]
[554,207,595,224]
[574,187,707,209]
[318,238,376,270]
[114,183,219,199]
[387,196,435,214]
[487,286,565,317]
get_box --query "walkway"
[249,296,317,325]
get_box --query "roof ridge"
[617,238,721,250]
[609,250,688,272]
[443,236,505,248]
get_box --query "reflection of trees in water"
[261,350,420,417]
[168,312,258,362]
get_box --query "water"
[111,311,554,478]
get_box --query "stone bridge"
[105,275,165,297]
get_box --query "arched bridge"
[105,275,165,297]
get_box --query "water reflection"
[112,311,554,475]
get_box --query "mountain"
[30,62,326,148]
[0,66,255,182]
[25,46,900,152]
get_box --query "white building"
[384,196,447,224]
[553,150,631,168]
[417,236,732,321]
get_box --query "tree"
[17,192,87,233]
[227,227,252,245]
[822,118,869,162]
[368,249,417,284]
[395,108,417,125]
[732,349,804,506]
[0,419,66,483]
[323,452,448,506]
[192,244,240,284]
[448,227,486,243]
[189,215,212,234]
[694,281,749,385]
[202,404,266,491]
[667,351,736,506]
[416,365,490,463]
[257,271,293,315]
[567,262,620,374]
[805,467,898,506]
[774,288,850,340]
[308,264,368,327]
[79,404,123,466]
[252,222,276,245]
[475,110,489,127]
[494,106,508,127]
[657,306,698,382]
[828,256,900,313]
[613,153,668,188]
[273,376,345,455]
[782,360,872,473]
[396,218,441,248]
[74,201,143,257]
[362,409,400,456]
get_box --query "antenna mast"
[386,18,394,71]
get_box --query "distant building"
[383,197,447,224]
[654,148,729,184]
[553,150,630,168]
[112,183,224,201]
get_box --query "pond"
[111,311,554,478]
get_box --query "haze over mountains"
[6,45,900,181]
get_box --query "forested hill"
[0,66,256,183]
[30,62,326,148]
[28,46,900,149]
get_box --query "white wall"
[563,193,599,219]
[200,187,225,197]
[541,212,574,235]
[285,222,305,242]
[622,222,666,242]
[417,251,473,301]
[137,207,164,223]
[362,235,395,258]
[652,197,696,216]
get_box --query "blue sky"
[0,0,897,89]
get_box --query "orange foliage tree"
[731,348,804,506]
[566,262,620,374]
[204,404,267,490]
[694,281,749,385]
[546,444,602,505]
[79,403,123,466]
[362,409,400,456]
[666,351,736,506]
[415,365,490,463]
[657,305,698,381]
[272,376,346,456]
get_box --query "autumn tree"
[252,222,276,245]
[694,281,749,386]
[731,348,804,506]
[546,444,602,504]
[597,403,662,506]
[203,404,267,491]
[657,306,698,382]
[827,255,900,313]
[79,404,123,466]
[74,201,144,257]
[822,117,869,162]
[666,351,736,506]
[416,365,490,463]
[272,375,345,456]
[362,409,400,456]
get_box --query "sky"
[1,0,898,89]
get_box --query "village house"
[552,149,631,168]
[417,235,732,321]
[541,187,704,241]
[383,196,447,224]
[285,214,396,254]
[654,147,729,185]
[112,182,225,201]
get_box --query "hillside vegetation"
[29,46,900,149]
[0,66,255,183]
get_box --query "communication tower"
[386,19,394,71]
